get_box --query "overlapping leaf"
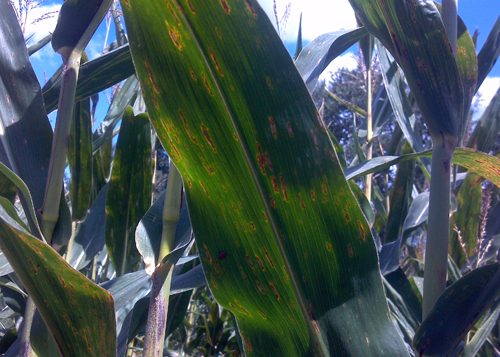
[120,0,409,356]
[349,0,464,139]
[105,107,152,276]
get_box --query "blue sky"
[18,0,500,125]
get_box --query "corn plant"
[0,0,500,356]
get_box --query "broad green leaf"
[449,173,482,267]
[467,85,500,153]
[42,44,135,114]
[105,107,153,276]
[477,15,500,90]
[376,41,431,175]
[68,53,93,222]
[0,214,116,356]
[349,0,463,139]
[414,263,500,356]
[121,0,409,356]
[385,141,414,243]
[345,148,500,190]
[68,184,108,270]
[294,28,367,93]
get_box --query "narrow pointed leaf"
[68,54,93,222]
[105,107,153,276]
[0,215,116,356]
[461,299,500,357]
[92,76,140,153]
[477,15,500,90]
[68,184,108,270]
[385,141,414,243]
[121,0,409,356]
[345,147,500,190]
[295,28,367,93]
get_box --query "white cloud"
[473,77,500,119]
[258,0,357,42]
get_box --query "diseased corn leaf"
[105,107,153,276]
[0,212,116,357]
[120,0,409,356]
[349,0,463,139]
[449,173,482,267]
[385,141,414,244]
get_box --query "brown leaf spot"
[203,244,213,265]
[203,163,215,174]
[312,130,319,150]
[167,3,181,26]
[348,244,353,257]
[179,110,198,144]
[269,283,280,300]
[287,122,294,137]
[280,174,289,201]
[250,222,256,230]
[245,0,257,18]
[190,70,197,81]
[344,208,351,221]
[199,180,210,197]
[202,74,214,96]
[215,27,222,39]
[271,176,279,193]
[265,153,274,173]
[326,242,332,251]
[310,190,316,201]
[358,221,366,242]
[201,124,217,152]
[264,249,275,267]
[257,280,265,294]
[168,27,182,50]
[235,300,251,316]
[270,196,276,208]
[210,49,224,76]
[258,311,267,319]
[246,254,254,269]
[268,116,277,139]
[220,0,230,14]
[256,142,266,175]
[186,0,196,14]
[255,255,265,271]
[261,211,268,222]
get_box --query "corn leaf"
[120,0,410,356]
